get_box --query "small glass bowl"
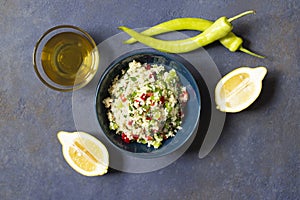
[33,25,99,92]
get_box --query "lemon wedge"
[57,131,109,176]
[215,66,267,113]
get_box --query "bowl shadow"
[176,57,212,154]
[244,70,278,111]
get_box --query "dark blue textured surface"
[0,0,299,199]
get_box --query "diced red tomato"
[146,92,153,97]
[145,64,151,70]
[133,135,139,140]
[140,93,147,101]
[147,136,153,141]
[150,100,155,106]
[146,116,152,120]
[121,133,130,143]
[120,94,127,102]
[140,92,153,102]
[159,96,165,104]
[128,120,133,126]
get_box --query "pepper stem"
[228,10,256,22]
[240,46,265,59]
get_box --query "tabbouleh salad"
[103,60,188,148]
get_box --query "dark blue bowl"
[95,49,201,158]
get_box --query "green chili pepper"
[119,15,234,53]
[121,10,264,58]
[125,19,264,58]
[124,18,213,44]
[219,32,264,58]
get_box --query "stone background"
[0,0,299,199]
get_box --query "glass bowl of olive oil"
[33,25,99,92]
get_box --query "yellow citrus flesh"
[215,67,267,113]
[57,131,109,176]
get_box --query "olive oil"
[41,32,97,86]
